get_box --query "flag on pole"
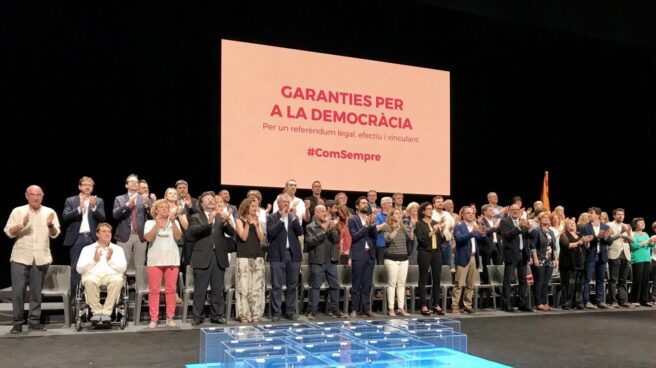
[541,171,551,213]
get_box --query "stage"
[1,308,654,367]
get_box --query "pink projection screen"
[221,39,450,195]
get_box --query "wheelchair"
[74,276,129,331]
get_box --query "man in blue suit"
[347,196,378,318]
[267,193,304,321]
[580,207,612,309]
[452,206,485,314]
[61,176,105,298]
[112,174,152,271]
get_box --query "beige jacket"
[607,221,633,261]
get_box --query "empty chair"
[42,265,72,326]
[337,265,352,314]
[405,265,419,313]
[370,265,388,311]
[224,266,236,320]
[440,265,454,312]
[486,264,505,309]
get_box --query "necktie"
[514,220,523,250]
[131,202,137,231]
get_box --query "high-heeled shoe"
[421,306,431,316]
[433,305,445,316]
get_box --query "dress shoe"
[349,311,358,319]
[574,304,585,310]
[28,323,47,331]
[10,324,22,334]
[333,312,349,318]
[191,318,203,327]
[271,315,281,322]
[451,308,461,315]
[397,309,410,317]
[211,317,227,324]
[518,307,533,312]
[363,311,378,318]
[287,314,298,321]
[502,307,516,313]
[619,302,634,308]
[463,307,476,314]
[561,305,571,310]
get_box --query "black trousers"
[629,261,651,305]
[560,268,584,308]
[608,256,630,304]
[192,255,225,320]
[69,233,94,298]
[417,249,442,308]
[502,260,528,309]
[480,243,501,284]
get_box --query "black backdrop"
[2,1,654,287]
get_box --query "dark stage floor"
[1,309,654,367]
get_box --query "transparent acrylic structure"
[193,318,510,368]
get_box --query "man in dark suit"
[480,204,502,284]
[61,176,106,298]
[112,174,153,271]
[347,196,378,318]
[498,204,533,312]
[580,207,612,309]
[267,193,304,321]
[187,191,235,325]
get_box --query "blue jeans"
[583,260,606,304]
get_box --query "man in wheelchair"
[76,222,127,323]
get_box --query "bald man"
[4,185,61,333]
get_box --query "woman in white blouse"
[144,199,182,328]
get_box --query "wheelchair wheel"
[120,315,127,330]
[75,318,82,331]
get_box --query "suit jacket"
[61,195,106,246]
[453,222,485,268]
[347,215,377,262]
[266,212,303,262]
[187,212,235,269]
[112,193,151,243]
[580,222,611,263]
[607,221,633,261]
[498,217,532,264]
[480,217,499,254]
[529,227,558,261]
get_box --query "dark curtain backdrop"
[1,1,654,287]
